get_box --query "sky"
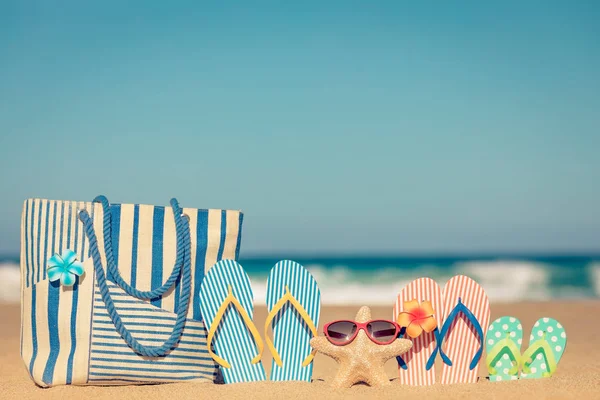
[0,1,599,256]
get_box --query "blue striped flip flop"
[521,317,566,379]
[199,260,266,384]
[485,316,523,382]
[265,260,321,382]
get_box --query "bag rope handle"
[91,195,184,299]
[79,198,192,357]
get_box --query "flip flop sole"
[521,317,566,379]
[486,316,523,382]
[440,275,490,385]
[266,260,320,382]
[393,277,443,386]
[199,260,266,383]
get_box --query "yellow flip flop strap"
[206,285,264,369]
[264,285,318,368]
[522,334,558,378]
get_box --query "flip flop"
[485,316,523,382]
[199,260,266,383]
[393,277,445,386]
[438,275,491,385]
[265,260,320,382]
[520,318,566,379]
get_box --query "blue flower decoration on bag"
[47,249,85,286]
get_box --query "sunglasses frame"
[323,319,401,346]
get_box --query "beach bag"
[19,195,244,387]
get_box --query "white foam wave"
[252,260,560,305]
[454,260,552,302]
[252,280,412,307]
[591,263,600,297]
[0,259,593,306]
[0,262,20,303]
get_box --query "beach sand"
[0,301,598,399]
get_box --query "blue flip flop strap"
[425,328,452,370]
[396,355,408,370]
[396,328,408,370]
[433,298,485,371]
[395,327,450,371]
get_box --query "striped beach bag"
[20,195,243,387]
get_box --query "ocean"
[1,254,599,305]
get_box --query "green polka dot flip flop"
[520,317,566,379]
[485,316,523,382]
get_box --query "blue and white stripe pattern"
[266,260,321,382]
[21,199,96,386]
[20,197,243,387]
[88,281,216,384]
[199,260,266,384]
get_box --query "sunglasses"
[323,319,401,346]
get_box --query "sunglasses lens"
[367,320,398,344]
[326,321,357,345]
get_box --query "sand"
[0,301,598,399]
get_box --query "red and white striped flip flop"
[393,277,444,386]
[439,275,490,385]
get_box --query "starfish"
[310,306,413,388]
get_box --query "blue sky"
[1,1,599,255]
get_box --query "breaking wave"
[250,259,599,305]
[2,257,598,305]
[0,262,20,303]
